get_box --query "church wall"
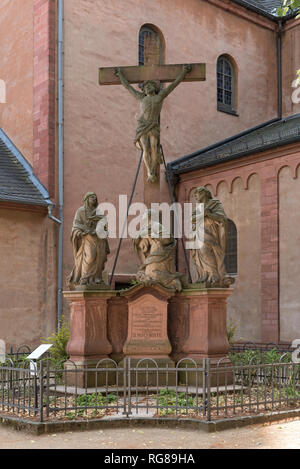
[0,207,57,350]
[177,144,300,344]
[0,0,34,163]
[215,176,262,342]
[282,19,300,118]
[188,175,262,342]
[62,0,278,290]
[33,0,56,198]
[279,165,300,342]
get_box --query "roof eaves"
[168,117,281,171]
[174,136,300,175]
[230,0,279,20]
[0,128,54,207]
[169,114,300,175]
[0,196,49,207]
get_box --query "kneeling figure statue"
[134,209,183,292]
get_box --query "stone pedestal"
[168,294,190,362]
[176,287,234,386]
[107,296,128,362]
[63,290,117,387]
[181,288,233,359]
[120,284,175,385]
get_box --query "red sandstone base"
[121,284,175,359]
[63,290,117,386]
[120,284,175,385]
[174,287,233,386]
[180,288,233,360]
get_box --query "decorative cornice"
[178,141,300,183]
[0,201,49,214]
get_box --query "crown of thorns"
[141,80,160,93]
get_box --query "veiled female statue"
[190,187,234,288]
[134,209,183,292]
[68,192,110,289]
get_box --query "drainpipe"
[48,204,62,225]
[277,19,283,119]
[57,0,64,328]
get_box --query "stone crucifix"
[99,63,206,194]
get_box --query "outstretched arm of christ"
[115,68,143,100]
[159,64,192,99]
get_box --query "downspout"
[277,19,283,119]
[276,18,283,343]
[57,0,64,328]
[48,204,62,225]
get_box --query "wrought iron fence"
[0,355,299,423]
[6,345,32,362]
[6,342,293,358]
[230,342,293,354]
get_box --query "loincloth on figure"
[134,119,162,163]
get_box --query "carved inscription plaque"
[124,292,171,357]
[132,306,163,340]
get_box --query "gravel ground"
[0,419,299,449]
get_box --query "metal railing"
[0,355,299,423]
[230,342,293,353]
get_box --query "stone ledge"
[1,409,299,435]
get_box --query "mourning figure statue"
[190,187,235,288]
[68,192,110,289]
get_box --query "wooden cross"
[99,63,206,86]
[98,62,206,207]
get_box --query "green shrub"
[226,318,238,345]
[157,388,196,413]
[41,316,70,365]
[76,392,117,408]
[229,348,291,366]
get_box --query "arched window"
[217,56,236,115]
[139,25,163,66]
[225,219,237,275]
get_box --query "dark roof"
[0,128,52,207]
[169,114,300,175]
[231,0,285,18]
[244,0,282,12]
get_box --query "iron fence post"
[122,357,128,416]
[202,358,206,417]
[127,357,132,416]
[206,358,211,422]
[39,360,44,422]
[46,359,50,418]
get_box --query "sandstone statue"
[115,64,192,183]
[134,209,183,291]
[68,192,110,289]
[190,187,234,288]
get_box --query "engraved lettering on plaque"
[131,306,163,340]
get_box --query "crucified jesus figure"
[115,64,192,183]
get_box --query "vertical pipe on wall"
[57,0,64,328]
[277,19,283,341]
[277,19,283,119]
